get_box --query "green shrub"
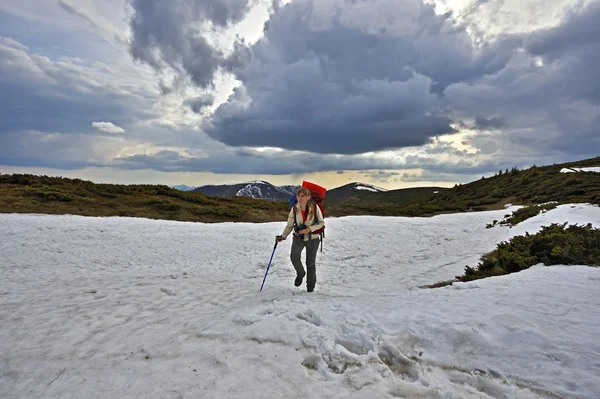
[499,203,559,226]
[458,223,600,282]
[152,202,182,212]
[27,187,74,202]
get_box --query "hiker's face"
[297,192,309,206]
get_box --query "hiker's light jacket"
[281,203,324,241]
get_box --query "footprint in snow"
[378,343,419,381]
[160,288,176,296]
[301,354,324,370]
[296,309,321,326]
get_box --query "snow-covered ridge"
[235,181,300,199]
[353,182,388,192]
[236,183,264,198]
[278,185,300,196]
[242,180,271,185]
[560,167,600,173]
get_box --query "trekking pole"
[260,241,278,291]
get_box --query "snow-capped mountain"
[351,183,388,192]
[190,180,447,207]
[193,181,300,201]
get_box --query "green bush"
[27,187,74,202]
[152,202,182,212]
[458,223,600,282]
[499,203,559,226]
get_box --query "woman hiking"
[276,187,325,292]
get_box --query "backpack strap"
[292,199,324,248]
[292,201,298,235]
[293,201,319,240]
[292,201,309,239]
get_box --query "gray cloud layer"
[2,0,599,183]
[127,0,599,159]
[0,40,156,136]
[447,0,600,157]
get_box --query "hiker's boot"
[294,273,305,287]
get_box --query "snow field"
[1,203,599,398]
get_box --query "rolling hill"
[0,156,598,222]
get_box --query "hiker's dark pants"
[291,235,320,288]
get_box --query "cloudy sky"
[1,0,598,189]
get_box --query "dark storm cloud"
[448,1,600,160]
[4,0,599,179]
[184,94,216,113]
[124,0,600,171]
[474,116,505,129]
[202,0,517,154]
[525,1,600,104]
[127,0,251,90]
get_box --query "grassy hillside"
[329,156,600,217]
[425,158,600,209]
[325,184,446,207]
[0,174,289,223]
[1,156,599,222]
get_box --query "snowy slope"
[353,182,388,192]
[560,167,600,173]
[235,181,300,200]
[1,204,599,398]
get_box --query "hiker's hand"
[297,228,310,235]
[275,235,284,242]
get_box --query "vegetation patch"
[500,202,559,226]
[419,280,456,289]
[486,203,559,228]
[0,174,289,223]
[458,223,600,282]
[330,157,600,217]
[1,156,599,222]
[26,186,75,202]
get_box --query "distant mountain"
[326,182,446,207]
[171,184,198,191]
[193,180,300,201]
[192,180,445,206]
[2,156,599,222]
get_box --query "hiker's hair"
[297,187,315,219]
